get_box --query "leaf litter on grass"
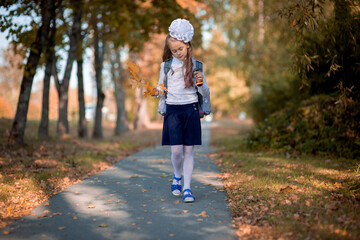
[0,119,162,230]
[211,119,360,240]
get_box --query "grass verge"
[0,118,162,230]
[211,118,360,240]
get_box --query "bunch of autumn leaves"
[128,62,167,97]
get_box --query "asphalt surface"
[1,122,237,240]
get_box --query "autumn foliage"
[128,61,167,97]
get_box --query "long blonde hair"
[162,35,194,88]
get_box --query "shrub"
[245,95,360,158]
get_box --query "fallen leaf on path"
[38,214,48,218]
[169,233,175,237]
[98,223,108,228]
[194,211,209,217]
[58,227,65,230]
[130,174,140,178]
[87,204,96,208]
[3,231,10,235]
[183,210,189,213]
[173,200,180,204]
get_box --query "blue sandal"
[171,175,182,196]
[182,189,195,203]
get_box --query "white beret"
[168,18,194,43]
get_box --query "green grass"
[211,118,360,240]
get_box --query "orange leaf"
[150,88,157,95]
[144,91,150,97]
[128,62,140,73]
[160,83,167,91]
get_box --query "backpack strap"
[163,59,172,99]
[195,60,203,73]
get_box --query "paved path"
[2,122,236,240]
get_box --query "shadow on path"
[1,122,236,240]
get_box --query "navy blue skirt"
[162,102,202,146]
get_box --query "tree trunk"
[77,57,87,138]
[111,49,129,135]
[56,8,82,137]
[134,86,150,130]
[92,15,105,139]
[8,0,54,145]
[258,0,264,43]
[38,16,56,139]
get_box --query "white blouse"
[156,56,210,105]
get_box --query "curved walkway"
[1,122,236,240]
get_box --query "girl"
[151,19,210,203]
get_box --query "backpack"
[158,58,211,118]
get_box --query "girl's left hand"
[194,72,203,86]
[194,72,203,81]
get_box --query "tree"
[54,3,83,137]
[91,10,105,139]
[38,5,57,139]
[7,0,55,145]
[77,37,88,138]
[109,47,129,135]
[0,46,24,113]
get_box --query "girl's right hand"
[150,88,159,96]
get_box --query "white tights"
[171,145,194,190]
